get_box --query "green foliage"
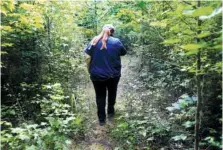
[2,120,74,150]
[192,7,213,17]
[166,94,196,147]
[1,83,85,150]
[201,136,222,149]
[111,110,171,149]
[171,134,187,141]
[1,1,222,150]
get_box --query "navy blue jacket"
[84,36,127,81]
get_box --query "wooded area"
[1,0,222,150]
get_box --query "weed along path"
[71,55,137,150]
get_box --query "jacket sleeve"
[84,43,94,56]
[118,40,127,56]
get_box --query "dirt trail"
[71,56,139,150]
[72,122,113,150]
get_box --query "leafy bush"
[1,83,85,150]
[166,94,222,149]
[165,94,196,149]
[111,111,171,149]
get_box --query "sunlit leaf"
[172,134,187,141]
[185,49,199,55]
[19,16,29,24]
[19,3,34,10]
[192,7,213,17]
[26,124,38,129]
[18,134,30,140]
[212,44,222,50]
[25,145,37,150]
[65,140,72,145]
[150,21,167,28]
[35,0,47,4]
[139,129,147,137]
[175,5,184,14]
[34,23,43,29]
[1,43,13,47]
[200,7,223,20]
[118,122,128,128]
[181,44,204,50]
[170,25,180,32]
[1,7,7,15]
[188,68,197,73]
[8,0,15,12]
[34,16,43,23]
[74,116,82,125]
[11,127,26,133]
[147,137,154,141]
[0,121,12,127]
[166,106,175,112]
[1,25,13,31]
[183,29,194,35]
[182,121,195,128]
[197,31,211,38]
[161,39,180,44]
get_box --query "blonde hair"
[91,25,114,50]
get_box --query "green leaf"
[181,44,204,50]
[1,43,13,47]
[172,134,187,141]
[175,5,184,14]
[161,39,180,45]
[166,106,175,111]
[170,25,180,32]
[212,44,222,50]
[11,127,26,133]
[26,124,38,129]
[188,68,197,73]
[34,23,43,29]
[192,7,213,17]
[185,49,199,55]
[65,140,72,145]
[74,116,82,125]
[1,6,7,15]
[0,121,12,127]
[63,116,75,124]
[118,122,128,128]
[1,25,13,31]
[19,3,34,10]
[18,134,30,140]
[150,21,167,28]
[139,129,147,137]
[8,109,16,115]
[182,121,195,128]
[197,31,211,38]
[183,29,194,35]
[25,145,37,150]
[147,137,154,141]
[8,1,15,12]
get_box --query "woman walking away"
[84,24,127,126]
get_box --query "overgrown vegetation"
[1,0,222,150]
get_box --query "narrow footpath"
[71,55,140,150]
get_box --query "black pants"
[92,76,120,122]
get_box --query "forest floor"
[71,55,140,150]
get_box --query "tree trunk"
[47,15,52,73]
[94,0,97,34]
[195,1,202,150]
